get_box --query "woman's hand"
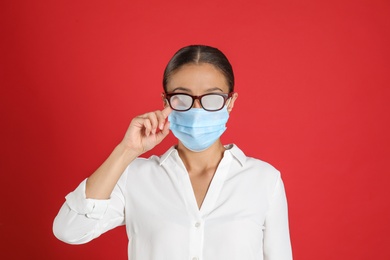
[121,106,172,155]
[85,106,172,199]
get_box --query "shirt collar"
[159,144,246,166]
[159,146,178,166]
[224,144,246,166]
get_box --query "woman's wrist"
[116,142,141,165]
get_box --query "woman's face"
[165,63,237,111]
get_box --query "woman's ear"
[227,92,238,113]
[161,93,169,108]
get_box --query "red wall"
[1,0,389,259]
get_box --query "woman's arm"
[53,107,172,243]
[263,176,293,260]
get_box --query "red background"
[1,0,389,259]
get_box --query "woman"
[53,45,293,260]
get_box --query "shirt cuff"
[65,179,110,220]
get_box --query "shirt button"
[194,222,201,228]
[192,257,199,260]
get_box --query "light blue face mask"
[168,107,229,152]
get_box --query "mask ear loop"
[226,97,232,112]
[226,98,232,106]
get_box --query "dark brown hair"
[163,45,234,93]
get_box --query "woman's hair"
[163,45,234,93]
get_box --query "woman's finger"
[154,111,166,130]
[143,118,152,136]
[161,106,172,119]
[146,112,158,134]
[158,106,172,130]
[155,121,170,144]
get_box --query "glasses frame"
[163,92,234,112]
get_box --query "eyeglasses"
[163,92,234,112]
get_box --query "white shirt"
[53,144,292,260]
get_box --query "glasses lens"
[170,94,193,111]
[201,94,225,111]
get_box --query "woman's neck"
[176,140,226,173]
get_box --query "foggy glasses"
[163,92,234,112]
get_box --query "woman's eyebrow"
[171,87,191,92]
[204,87,224,93]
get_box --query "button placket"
[189,218,204,260]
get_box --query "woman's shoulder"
[245,157,281,183]
[228,144,281,178]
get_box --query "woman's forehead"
[166,63,229,93]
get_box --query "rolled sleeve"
[65,179,110,220]
[53,177,126,244]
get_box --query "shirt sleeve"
[263,175,293,260]
[53,178,126,244]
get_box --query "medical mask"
[168,107,229,152]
